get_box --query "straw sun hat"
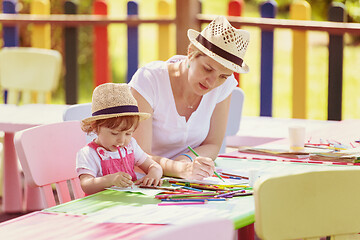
[188,15,250,73]
[82,83,151,124]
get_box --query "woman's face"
[188,54,233,95]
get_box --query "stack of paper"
[309,147,360,163]
[238,145,331,159]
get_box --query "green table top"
[45,189,254,229]
[45,156,359,229]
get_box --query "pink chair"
[14,121,85,208]
[141,218,235,240]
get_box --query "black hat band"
[196,34,243,67]
[92,105,139,116]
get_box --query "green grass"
[51,0,360,120]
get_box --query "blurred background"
[1,0,359,120]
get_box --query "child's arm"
[79,172,133,195]
[135,157,163,187]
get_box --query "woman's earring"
[187,64,190,69]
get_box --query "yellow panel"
[30,0,51,49]
[290,0,311,119]
[158,0,171,61]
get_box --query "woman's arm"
[177,94,232,161]
[130,88,153,153]
[151,155,214,180]
[131,88,188,177]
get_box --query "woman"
[129,16,250,180]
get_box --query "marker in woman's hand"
[187,146,225,182]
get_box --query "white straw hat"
[82,83,151,124]
[188,16,250,73]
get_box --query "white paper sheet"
[107,185,178,196]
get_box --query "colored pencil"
[220,172,249,180]
[215,189,245,198]
[139,185,180,191]
[217,175,242,180]
[181,186,204,192]
[158,202,206,206]
[155,192,216,199]
[161,199,206,202]
[171,183,203,192]
[161,198,226,202]
[187,146,225,182]
[232,192,253,197]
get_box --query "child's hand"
[136,174,163,187]
[135,163,163,187]
[108,171,133,188]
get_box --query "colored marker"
[187,146,225,182]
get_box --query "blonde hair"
[188,43,205,60]
[81,115,140,135]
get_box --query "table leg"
[3,132,23,212]
[237,223,255,240]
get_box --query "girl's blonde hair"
[81,116,140,135]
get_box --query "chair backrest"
[0,47,62,104]
[254,169,360,240]
[220,87,244,154]
[14,121,86,208]
[63,103,92,121]
[141,218,234,240]
[63,102,95,143]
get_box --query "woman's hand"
[184,156,215,180]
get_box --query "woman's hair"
[188,43,205,60]
[81,116,140,135]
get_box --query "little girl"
[76,83,163,195]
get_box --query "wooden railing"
[0,13,175,26]
[200,15,360,35]
[1,0,360,120]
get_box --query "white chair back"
[220,87,244,153]
[63,103,95,143]
[0,47,62,104]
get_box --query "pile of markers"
[153,180,253,206]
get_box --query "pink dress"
[88,141,137,181]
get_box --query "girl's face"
[95,125,135,152]
[188,55,233,95]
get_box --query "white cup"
[248,169,260,187]
[288,126,306,152]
